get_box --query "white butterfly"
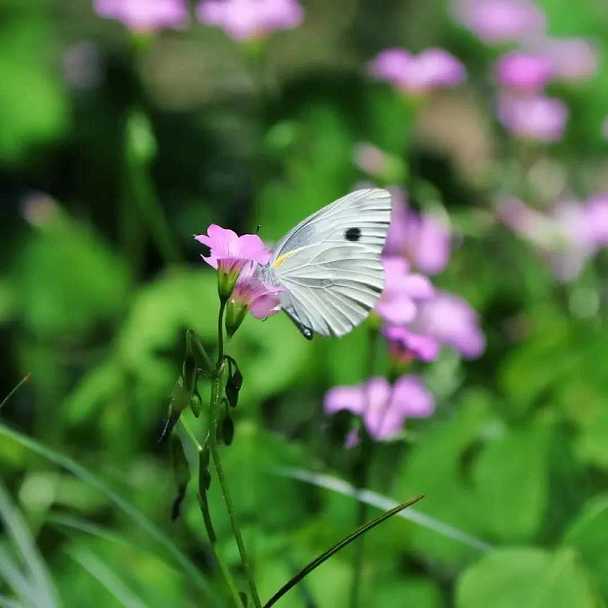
[258,188,392,339]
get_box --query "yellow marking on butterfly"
[272,250,298,269]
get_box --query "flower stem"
[210,300,261,608]
[179,422,242,608]
[209,374,262,608]
[349,325,380,608]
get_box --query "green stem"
[349,326,380,608]
[179,421,242,608]
[210,300,261,607]
[211,441,261,608]
[217,300,227,366]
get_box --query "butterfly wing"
[268,188,392,338]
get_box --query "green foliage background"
[1,0,608,606]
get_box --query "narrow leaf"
[0,423,212,599]
[263,495,423,608]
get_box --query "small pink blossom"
[324,376,434,441]
[384,189,451,275]
[411,292,485,359]
[195,224,271,274]
[454,0,545,43]
[498,197,597,281]
[375,257,434,325]
[586,194,608,247]
[536,38,599,82]
[383,325,440,362]
[231,277,281,320]
[497,93,568,142]
[495,52,554,92]
[353,143,391,177]
[369,48,466,94]
[94,0,189,31]
[384,292,485,361]
[196,0,303,40]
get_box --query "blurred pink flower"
[384,189,451,275]
[375,257,434,325]
[498,197,597,281]
[454,0,545,43]
[353,143,390,177]
[411,292,485,359]
[585,194,608,247]
[603,117,608,140]
[369,48,466,94]
[495,52,554,92]
[324,375,434,441]
[536,38,599,82]
[197,0,303,40]
[383,325,440,362]
[497,93,568,142]
[94,0,189,31]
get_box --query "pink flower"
[603,117,608,140]
[498,197,596,281]
[454,0,545,43]
[384,292,485,361]
[369,48,466,94]
[196,0,303,40]
[586,194,608,246]
[495,52,554,92]
[94,0,189,31]
[225,267,282,335]
[195,224,272,299]
[195,224,271,272]
[383,325,440,362]
[375,257,434,325]
[324,376,434,441]
[353,143,391,177]
[497,93,568,142]
[384,189,451,275]
[536,38,599,83]
[411,292,485,359]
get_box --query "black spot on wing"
[344,227,362,242]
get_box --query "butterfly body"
[258,188,392,339]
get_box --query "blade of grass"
[0,375,30,411]
[0,483,58,608]
[0,423,215,602]
[0,594,23,608]
[274,468,492,552]
[262,495,424,608]
[0,545,37,606]
[69,547,149,608]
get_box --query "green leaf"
[563,493,608,598]
[456,548,600,608]
[17,212,130,339]
[472,423,551,541]
[0,12,68,162]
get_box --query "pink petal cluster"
[230,269,282,320]
[369,48,466,94]
[497,93,568,142]
[195,224,280,322]
[94,0,189,31]
[384,189,451,275]
[384,292,485,361]
[195,224,271,275]
[495,52,554,92]
[535,38,599,83]
[196,0,303,40]
[498,196,608,281]
[375,257,434,325]
[453,0,545,43]
[324,376,434,441]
